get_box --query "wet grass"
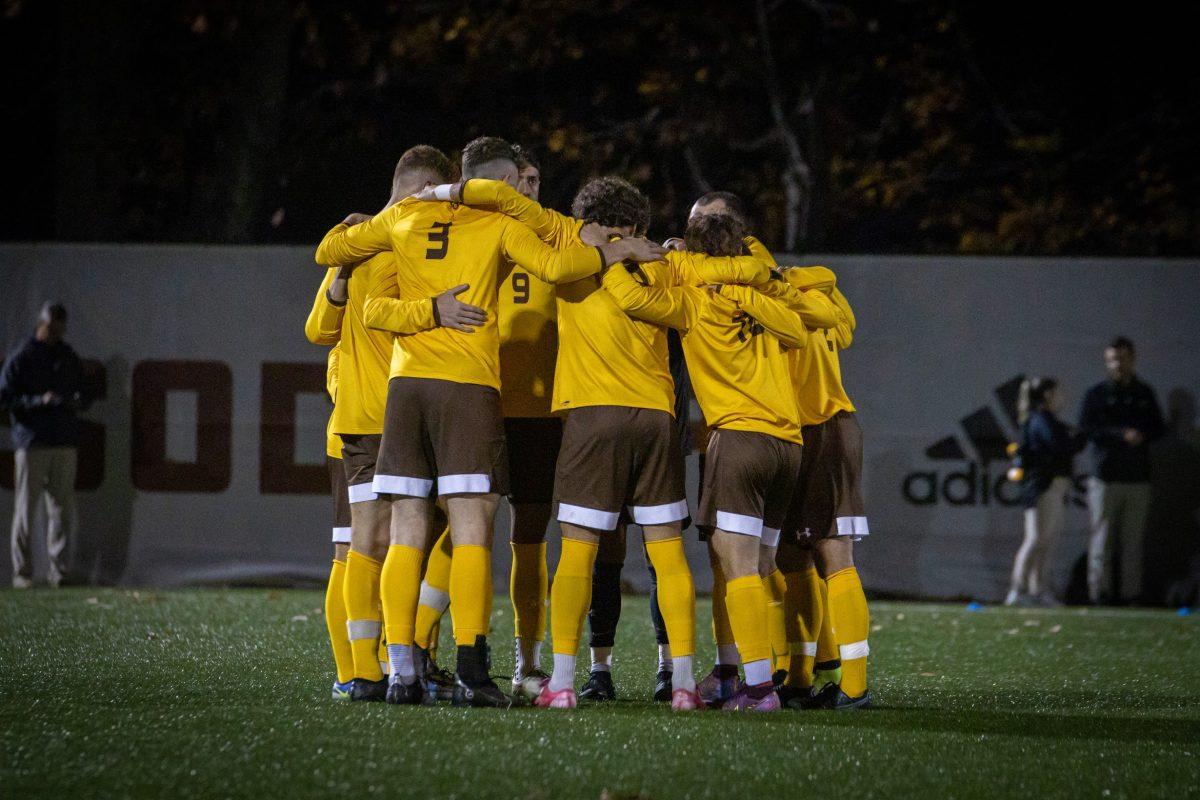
[2,589,1198,799]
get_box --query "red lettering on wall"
[260,362,327,494]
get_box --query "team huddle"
[305,136,871,712]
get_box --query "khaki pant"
[1087,478,1151,603]
[1009,476,1070,597]
[10,446,78,586]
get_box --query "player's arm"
[315,209,396,268]
[326,343,340,403]
[783,265,838,293]
[719,285,810,350]
[304,267,346,345]
[413,179,572,244]
[601,264,698,331]
[752,278,841,331]
[500,220,665,285]
[829,287,856,349]
[362,261,486,335]
[743,235,778,267]
[671,252,772,287]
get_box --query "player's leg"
[326,455,355,698]
[645,553,675,702]
[776,540,821,705]
[580,524,625,702]
[543,521,601,707]
[759,533,788,685]
[415,524,451,652]
[711,529,775,710]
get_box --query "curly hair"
[570,176,650,232]
[684,211,747,257]
[461,136,519,179]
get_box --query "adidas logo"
[902,375,1085,506]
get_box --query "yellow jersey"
[783,267,856,425]
[325,344,342,459]
[603,266,806,444]
[306,270,346,459]
[315,198,603,390]
[457,179,771,415]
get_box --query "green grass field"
[2,589,1198,799]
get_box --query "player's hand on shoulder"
[620,236,669,263]
[663,237,686,252]
[341,212,372,227]
[435,284,487,332]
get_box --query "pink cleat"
[721,685,781,712]
[671,688,706,711]
[697,667,743,706]
[534,681,578,709]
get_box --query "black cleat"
[347,677,388,702]
[580,669,617,702]
[385,678,426,705]
[777,685,809,709]
[772,669,788,691]
[452,635,514,709]
[825,688,872,710]
[652,669,673,702]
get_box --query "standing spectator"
[0,303,87,588]
[1005,377,1085,606]
[1080,337,1165,604]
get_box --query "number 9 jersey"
[498,266,558,418]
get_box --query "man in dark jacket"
[0,303,86,588]
[1080,336,1165,604]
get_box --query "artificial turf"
[1,588,1197,799]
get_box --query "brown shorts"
[373,377,509,497]
[695,428,803,547]
[785,411,868,544]
[505,417,563,505]
[554,406,687,531]
[340,433,382,504]
[328,455,351,544]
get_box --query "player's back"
[331,252,396,435]
[782,267,855,425]
[553,252,674,416]
[681,285,802,444]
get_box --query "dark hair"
[512,144,540,173]
[1018,376,1058,424]
[571,177,650,232]
[684,212,746,257]
[693,191,748,224]
[1108,336,1135,353]
[461,136,518,179]
[393,145,451,187]
[40,302,67,323]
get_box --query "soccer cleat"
[789,680,839,710]
[385,677,426,705]
[824,688,872,711]
[653,669,673,702]
[579,670,617,702]
[425,662,457,703]
[697,667,743,706]
[347,677,388,702]
[772,669,788,690]
[670,688,705,711]
[331,680,354,700]
[775,684,810,709]
[452,635,513,709]
[513,668,551,702]
[534,682,578,709]
[721,685,781,712]
[811,664,842,695]
[451,677,513,708]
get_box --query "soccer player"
[316,136,665,708]
[603,212,840,711]
[305,272,352,698]
[425,176,771,710]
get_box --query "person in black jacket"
[1080,337,1165,604]
[0,303,87,588]
[1005,377,1085,606]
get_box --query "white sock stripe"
[761,526,781,547]
[715,510,763,538]
[433,183,453,201]
[628,499,689,525]
[346,619,381,641]
[331,526,352,544]
[840,639,870,660]
[387,643,416,681]
[417,581,450,613]
[347,482,379,503]
[557,502,620,531]
[836,516,870,538]
[372,474,434,497]
[437,473,491,495]
[801,641,817,657]
[743,658,774,687]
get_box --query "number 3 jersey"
[315,197,603,392]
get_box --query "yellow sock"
[710,559,735,648]
[816,573,839,666]
[449,544,493,646]
[763,569,789,673]
[827,566,870,697]
[325,559,355,684]
[415,527,452,649]
[379,544,424,648]
[549,537,598,656]
[645,538,696,657]
[510,541,548,643]
[343,550,384,681]
[724,574,771,666]
[783,568,821,688]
